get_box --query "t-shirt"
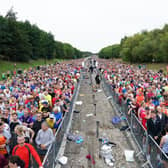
[136,95,144,105]
[10,121,20,133]
[19,115,33,125]
[41,107,51,113]
[45,95,52,106]
[17,110,24,118]
[32,120,43,139]
[46,118,56,129]
[0,135,7,155]
[12,143,42,168]
[140,111,147,130]
[53,112,62,128]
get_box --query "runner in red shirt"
[12,135,43,168]
[139,106,151,130]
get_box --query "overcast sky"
[1,0,168,52]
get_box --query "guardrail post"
[94,103,96,116]
[96,121,100,138]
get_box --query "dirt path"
[61,69,141,168]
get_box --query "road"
[59,66,142,168]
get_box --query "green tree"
[0,9,84,62]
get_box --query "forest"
[99,25,168,63]
[0,9,84,62]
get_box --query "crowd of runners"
[0,60,81,168]
[99,59,168,167]
[1,57,168,167]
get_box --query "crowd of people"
[1,56,167,167]
[0,61,81,168]
[100,60,168,167]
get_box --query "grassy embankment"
[145,63,167,72]
[0,58,62,79]
[113,58,167,73]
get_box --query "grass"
[132,63,167,73]
[0,58,62,78]
[145,63,167,72]
[113,59,168,73]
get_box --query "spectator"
[12,135,43,168]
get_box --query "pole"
[96,121,100,138]
[94,103,96,116]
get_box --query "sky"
[1,0,168,53]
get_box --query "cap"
[49,114,55,119]
[41,100,48,105]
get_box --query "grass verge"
[0,58,62,79]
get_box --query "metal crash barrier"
[102,76,168,168]
[41,74,81,168]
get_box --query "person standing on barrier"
[147,110,161,160]
[160,125,168,167]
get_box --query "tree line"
[99,24,168,63]
[0,9,85,62]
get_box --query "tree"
[99,44,121,59]
[0,9,84,62]
[63,43,75,59]
[99,24,168,63]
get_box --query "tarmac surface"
[61,69,143,168]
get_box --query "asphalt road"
[60,67,143,168]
